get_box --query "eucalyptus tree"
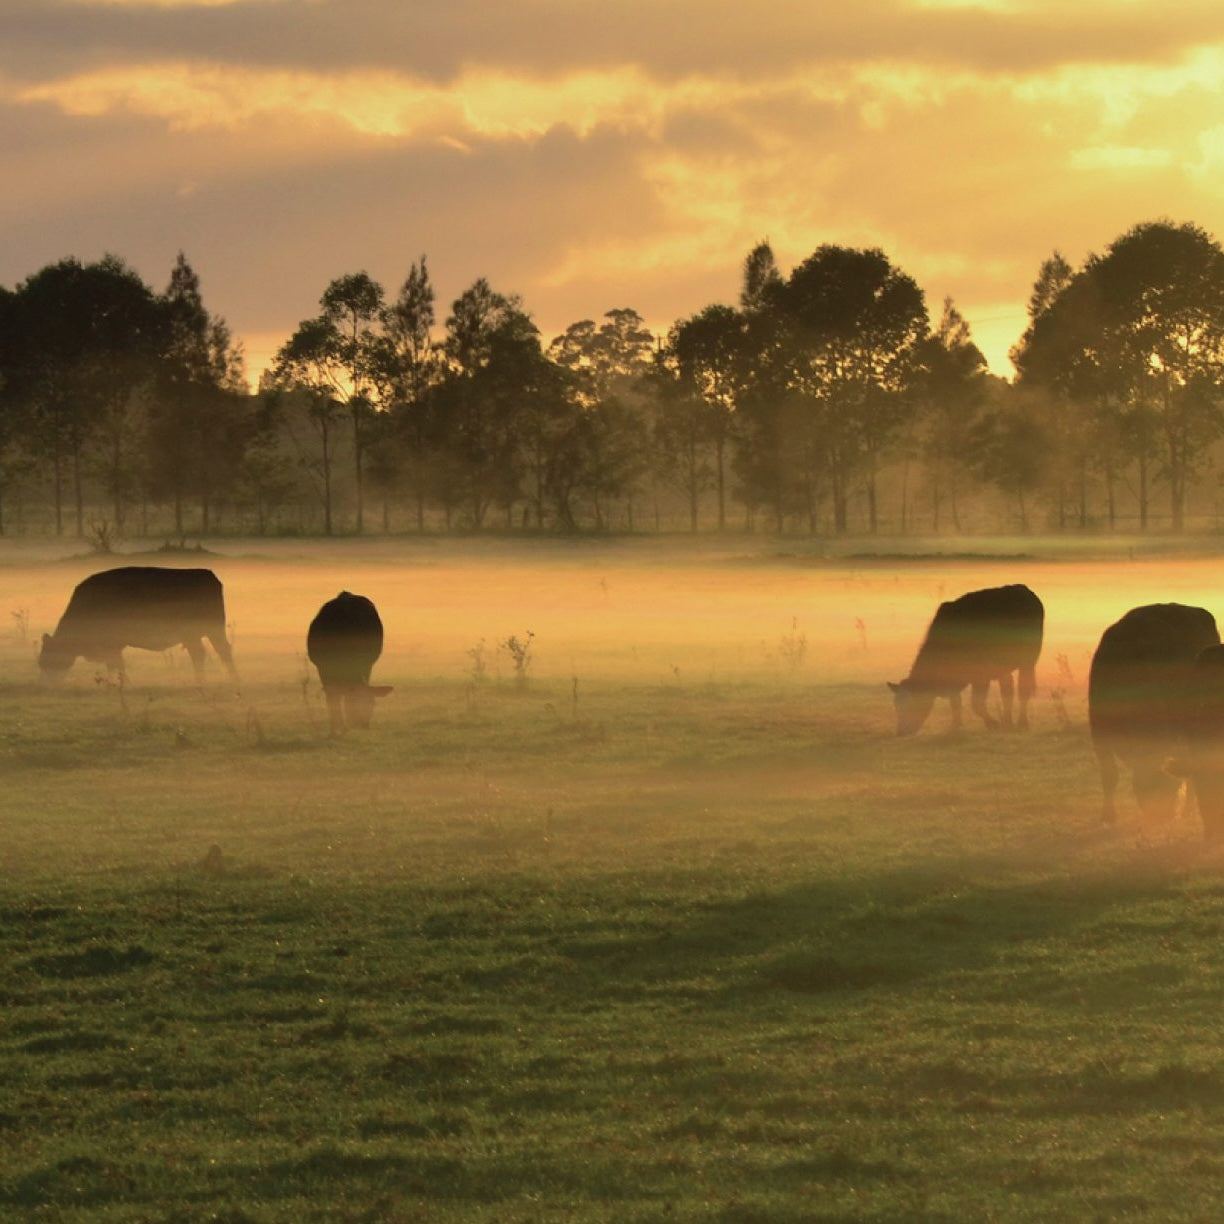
[320,272,386,532]
[148,252,249,535]
[437,278,550,527]
[549,307,655,394]
[233,393,298,535]
[666,305,749,530]
[1089,220,1224,530]
[267,319,349,535]
[916,298,989,532]
[548,308,655,527]
[739,240,783,313]
[1011,252,1117,528]
[649,336,715,533]
[0,285,36,534]
[727,241,802,531]
[1014,223,1224,531]
[968,384,1049,532]
[7,255,167,537]
[770,245,929,533]
[271,272,386,533]
[380,256,439,529]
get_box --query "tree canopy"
[5,218,1224,537]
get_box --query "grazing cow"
[1088,603,1220,826]
[307,591,392,734]
[888,583,1044,736]
[1174,644,1224,840]
[39,566,238,683]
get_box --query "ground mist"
[3,536,1224,1222]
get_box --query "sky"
[4,1,1224,384]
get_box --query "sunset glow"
[5,2,1224,376]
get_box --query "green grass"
[4,541,1224,1221]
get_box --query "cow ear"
[41,633,51,647]
[886,681,900,693]
[370,685,393,698]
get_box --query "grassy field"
[5,535,1224,1221]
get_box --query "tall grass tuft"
[777,618,808,672]
[501,631,535,688]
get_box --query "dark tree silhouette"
[381,256,439,529]
[438,279,545,526]
[547,309,654,529]
[667,305,749,531]
[320,272,385,533]
[763,245,929,532]
[7,256,167,537]
[1091,221,1224,531]
[148,253,249,536]
[1015,222,1224,530]
[916,298,989,532]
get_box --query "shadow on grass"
[552,822,1224,1016]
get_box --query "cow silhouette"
[1172,643,1224,840]
[39,566,238,684]
[889,583,1044,736]
[1089,603,1220,827]
[307,591,392,734]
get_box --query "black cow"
[888,583,1044,736]
[1174,644,1224,840]
[1088,603,1220,826]
[307,591,392,734]
[39,566,238,683]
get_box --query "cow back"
[307,592,384,687]
[56,566,226,650]
[1088,603,1221,744]
[910,583,1044,688]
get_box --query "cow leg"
[184,638,207,684]
[323,689,346,736]
[969,681,997,729]
[207,631,240,685]
[1095,740,1119,824]
[1016,664,1036,730]
[998,672,1016,729]
[947,689,964,731]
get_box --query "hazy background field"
[5,533,1224,919]
[13,532,1224,712]
[7,535,1224,1221]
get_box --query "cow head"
[342,683,393,730]
[37,632,74,679]
[888,679,935,737]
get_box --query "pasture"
[4,534,1224,1221]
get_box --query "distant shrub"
[778,618,808,672]
[501,631,535,688]
[467,638,488,684]
[85,516,115,554]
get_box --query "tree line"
[3,218,1224,540]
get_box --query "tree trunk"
[53,447,64,537]
[687,440,699,533]
[352,412,364,535]
[73,445,84,539]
